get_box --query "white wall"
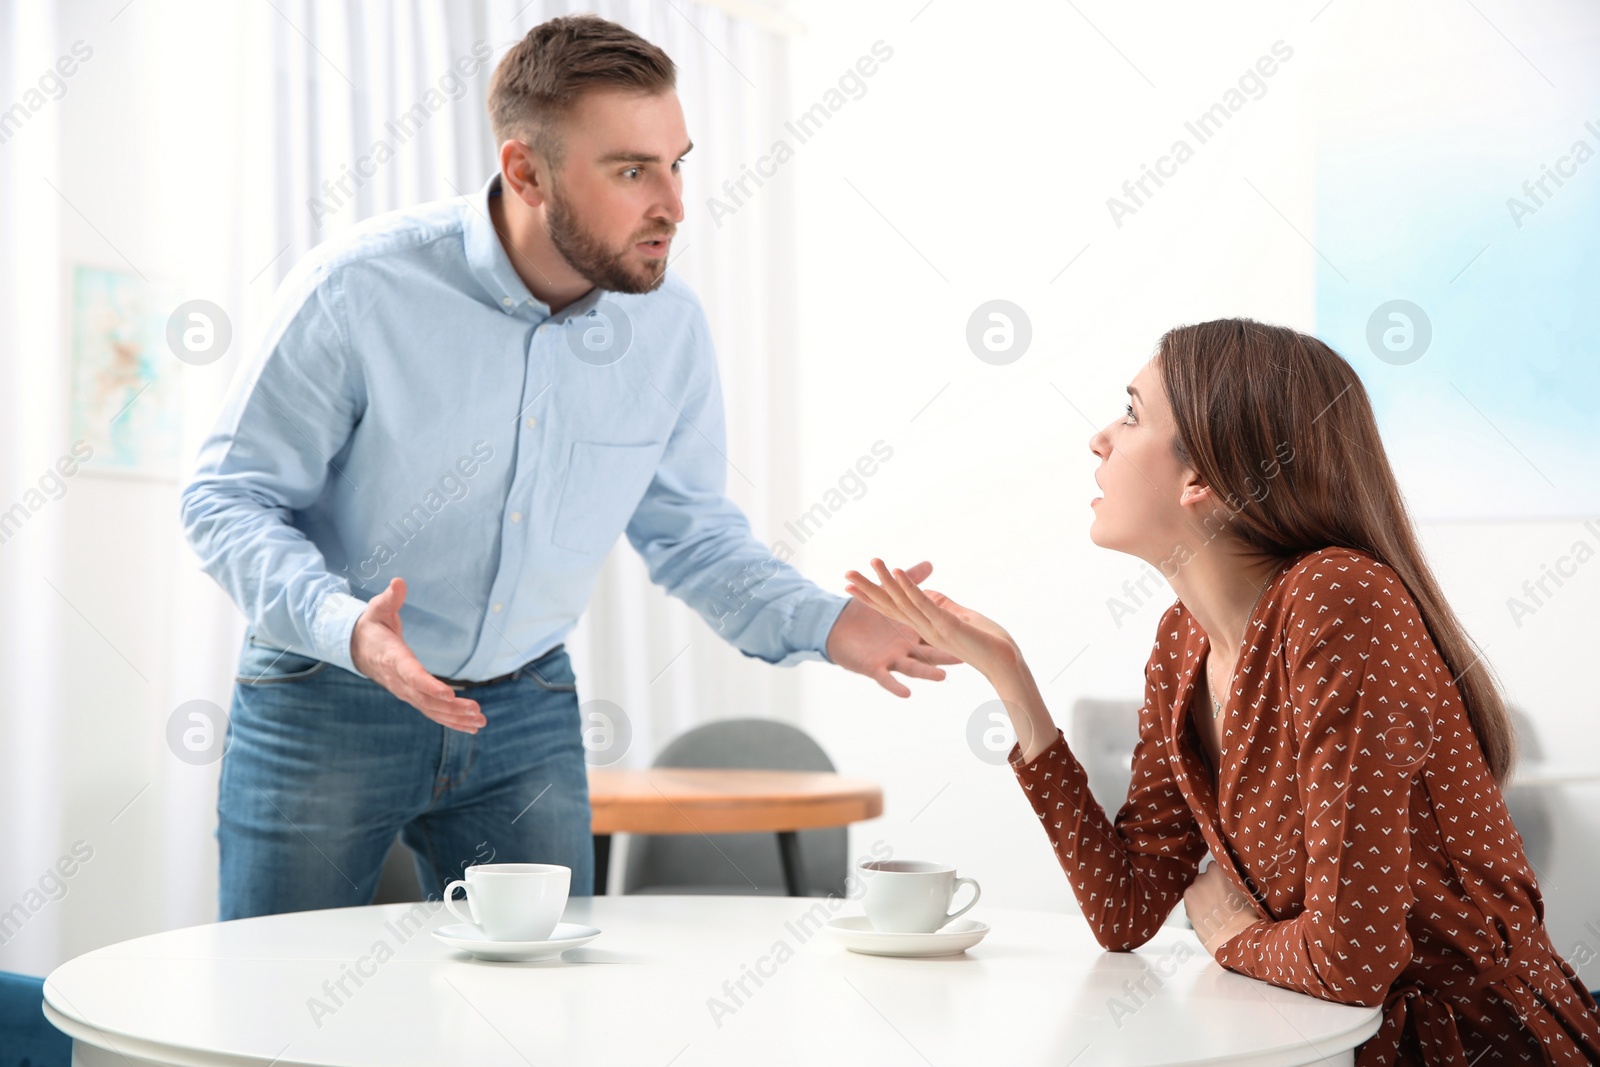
[777,0,1600,979]
[4,0,1597,988]
[0,0,249,976]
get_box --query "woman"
[845,319,1600,1064]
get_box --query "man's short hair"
[487,15,676,169]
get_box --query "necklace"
[1206,559,1290,719]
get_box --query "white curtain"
[235,0,806,882]
[0,0,67,977]
[0,0,798,976]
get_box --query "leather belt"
[431,644,564,691]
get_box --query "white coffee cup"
[858,859,981,933]
[443,863,570,941]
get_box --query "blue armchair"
[0,971,69,1067]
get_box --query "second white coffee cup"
[444,862,570,941]
[858,859,981,933]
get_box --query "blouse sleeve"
[1214,561,1421,1006]
[1009,616,1208,950]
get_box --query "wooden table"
[587,767,883,896]
[44,896,1383,1065]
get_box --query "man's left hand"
[825,560,963,697]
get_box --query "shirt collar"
[462,171,607,324]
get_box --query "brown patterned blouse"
[1009,547,1600,1064]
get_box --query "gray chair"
[1072,696,1556,926]
[621,718,848,898]
[1072,696,1201,927]
[1070,697,1141,816]
[1502,704,1552,876]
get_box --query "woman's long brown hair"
[1156,317,1516,783]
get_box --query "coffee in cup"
[443,863,570,941]
[858,859,980,933]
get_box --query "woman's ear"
[1181,473,1243,530]
[1178,470,1211,509]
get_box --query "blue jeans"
[217,633,593,920]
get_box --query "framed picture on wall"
[67,263,184,480]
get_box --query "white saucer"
[825,916,989,957]
[432,922,601,962]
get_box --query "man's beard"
[546,187,671,295]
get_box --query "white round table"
[44,895,1381,1066]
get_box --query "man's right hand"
[349,577,487,733]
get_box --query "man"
[181,14,955,919]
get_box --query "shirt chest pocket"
[550,440,665,553]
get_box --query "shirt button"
[502,297,514,307]
[491,602,504,613]
[510,511,522,524]
[525,417,537,429]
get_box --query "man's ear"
[499,139,551,208]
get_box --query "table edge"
[43,900,1387,1067]
[44,996,299,1067]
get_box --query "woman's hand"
[844,559,1021,682]
[824,560,964,698]
[1183,862,1263,957]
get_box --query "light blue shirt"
[181,172,847,680]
